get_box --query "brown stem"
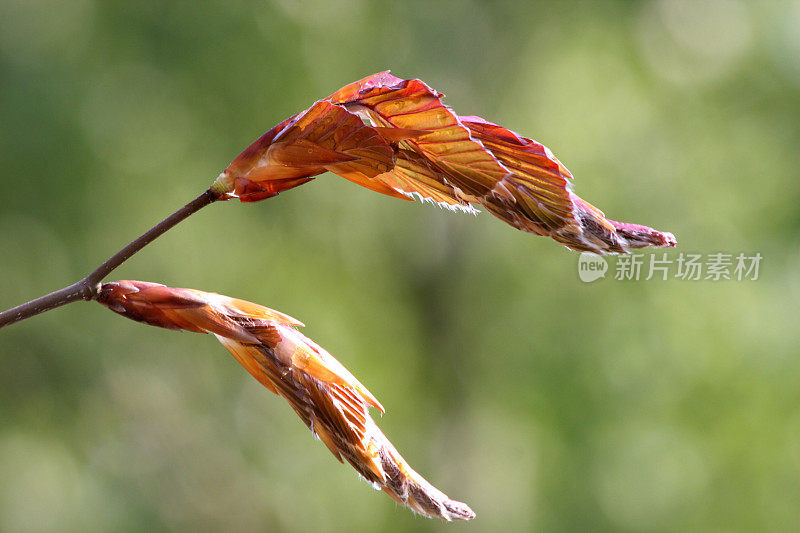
[0,189,219,329]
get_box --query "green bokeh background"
[1,1,799,531]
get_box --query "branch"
[0,189,219,329]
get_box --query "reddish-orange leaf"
[97,281,475,521]
[213,99,410,202]
[211,72,675,253]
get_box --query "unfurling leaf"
[211,71,675,254]
[97,281,475,521]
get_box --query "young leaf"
[211,72,675,254]
[97,281,475,521]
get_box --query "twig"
[0,189,219,329]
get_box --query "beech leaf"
[211,72,676,254]
[97,280,476,521]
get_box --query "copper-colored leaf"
[214,99,410,202]
[97,281,475,521]
[211,71,675,253]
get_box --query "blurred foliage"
[1,1,799,532]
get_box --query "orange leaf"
[211,72,675,253]
[97,281,475,521]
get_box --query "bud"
[98,281,474,521]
